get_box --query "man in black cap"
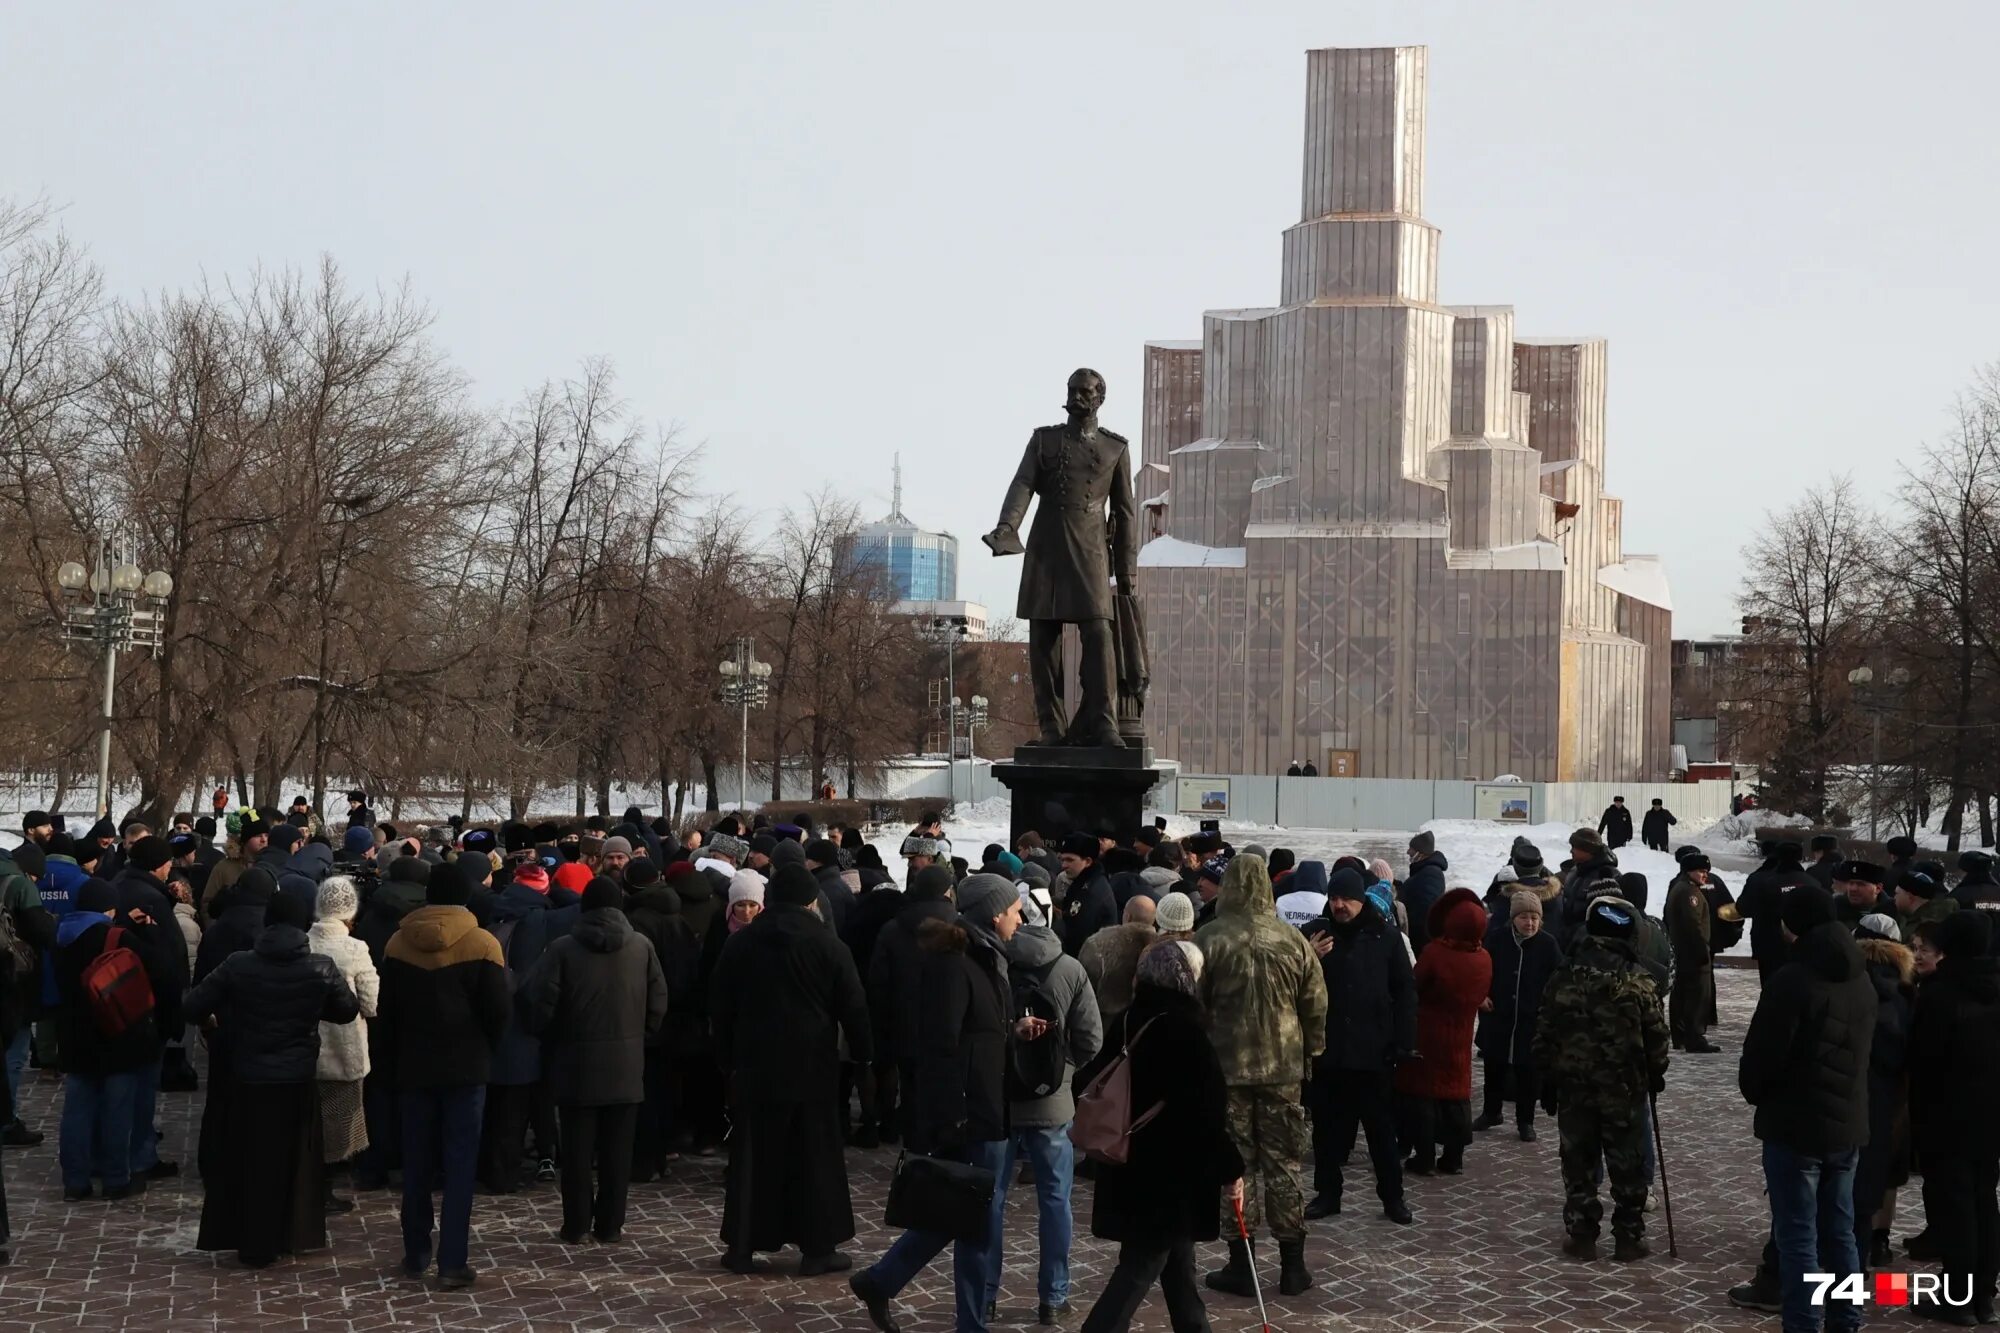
[1664,856,1720,1054]
[1054,832,1116,958]
[1894,867,1959,937]
[1736,841,1818,985]
[1807,835,1843,891]
[1597,796,1634,850]
[1641,798,1677,853]
[1830,861,1891,931]
[1952,850,2000,911]
[1884,835,1919,886]
[712,862,872,1277]
[1737,884,1876,1333]
[345,791,374,830]
[20,811,53,847]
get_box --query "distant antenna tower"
[889,452,905,522]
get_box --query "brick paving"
[0,970,1849,1330]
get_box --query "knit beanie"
[1327,868,1368,903]
[343,825,377,858]
[316,875,360,922]
[1940,909,1993,959]
[428,865,471,906]
[955,872,1017,925]
[1511,837,1545,873]
[909,863,955,903]
[1509,890,1544,920]
[1617,872,1650,912]
[74,879,119,913]
[768,863,820,908]
[270,823,304,852]
[265,892,313,930]
[581,877,625,912]
[728,870,766,907]
[769,839,807,870]
[1155,891,1197,934]
[1780,883,1838,937]
[8,842,44,879]
[129,835,174,873]
[805,838,841,866]
[1585,898,1637,940]
[513,863,551,893]
[1268,848,1296,875]
[624,858,661,889]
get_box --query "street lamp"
[54,533,173,818]
[1848,664,1911,842]
[717,637,771,813]
[927,615,970,807]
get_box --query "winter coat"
[1641,807,1676,844]
[1533,936,1671,1114]
[307,918,379,1082]
[1079,921,1155,1026]
[1598,803,1634,847]
[1484,867,1563,939]
[199,851,253,914]
[1809,854,1841,892]
[1193,856,1327,1088]
[109,866,190,1035]
[354,858,429,965]
[1834,885,1895,931]
[1107,870,1155,914]
[867,895,956,1063]
[1903,894,1960,937]
[1737,857,1818,978]
[624,885,705,1052]
[487,879,582,1086]
[907,917,1010,1150]
[185,923,360,1084]
[1856,940,1914,1164]
[1055,864,1117,958]
[376,905,510,1090]
[672,865,725,941]
[1302,902,1416,1073]
[172,902,201,974]
[1275,860,1330,928]
[711,902,872,1107]
[277,842,334,902]
[52,912,175,1076]
[1739,921,1877,1155]
[1078,985,1245,1245]
[811,862,854,934]
[1400,852,1449,957]
[1477,917,1563,1071]
[1953,864,2000,910]
[841,884,904,985]
[0,852,54,1032]
[195,869,277,985]
[1908,951,2000,1160]
[1000,923,1104,1128]
[522,907,668,1106]
[1664,876,1712,972]
[1395,888,1493,1102]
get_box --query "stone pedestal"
[992,746,1164,849]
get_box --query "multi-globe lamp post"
[717,636,772,813]
[950,693,990,806]
[53,534,173,818]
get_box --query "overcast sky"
[8,2,1996,638]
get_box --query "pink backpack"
[1070,1016,1165,1165]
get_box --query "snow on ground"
[1693,810,1811,857]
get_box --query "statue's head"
[1065,368,1106,417]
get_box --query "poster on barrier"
[1177,778,1230,817]
[1474,783,1532,824]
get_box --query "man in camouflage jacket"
[1534,898,1672,1262]
[1194,853,1328,1297]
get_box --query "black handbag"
[884,1151,996,1242]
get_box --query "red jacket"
[1394,888,1492,1101]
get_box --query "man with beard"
[1301,868,1416,1225]
[711,863,873,1276]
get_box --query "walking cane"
[1232,1195,1273,1333]
[1648,1087,1677,1258]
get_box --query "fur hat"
[707,833,749,864]
[128,835,174,873]
[1780,883,1838,937]
[1059,831,1100,860]
[1836,859,1886,886]
[1885,835,1919,859]
[1895,868,1943,901]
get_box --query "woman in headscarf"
[308,875,379,1213]
[186,892,359,1267]
[1075,940,1244,1333]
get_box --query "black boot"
[1973,1289,1996,1325]
[1204,1237,1257,1297]
[1304,1193,1339,1220]
[1869,1229,1892,1269]
[1277,1239,1313,1296]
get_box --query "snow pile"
[1694,810,1811,855]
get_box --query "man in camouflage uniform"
[1534,897,1671,1262]
[1194,854,1328,1298]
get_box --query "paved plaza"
[0,969,1839,1331]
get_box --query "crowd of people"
[0,797,1997,1330]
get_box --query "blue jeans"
[1763,1140,1861,1333]
[399,1086,486,1274]
[989,1125,1074,1306]
[59,1071,139,1191]
[128,1056,160,1172]
[864,1139,1013,1333]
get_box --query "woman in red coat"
[1395,887,1493,1174]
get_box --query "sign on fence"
[1176,778,1230,817]
[1474,783,1533,824]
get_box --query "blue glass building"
[842,457,959,601]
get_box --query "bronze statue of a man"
[984,368,1137,748]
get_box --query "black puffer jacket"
[355,857,429,965]
[625,886,705,1052]
[522,907,668,1106]
[909,917,1010,1151]
[1055,865,1117,958]
[1738,921,1877,1155]
[196,868,277,985]
[1908,951,2000,1159]
[1737,856,1818,979]
[1301,903,1415,1073]
[185,923,360,1083]
[1401,853,1449,957]
[842,885,904,984]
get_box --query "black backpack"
[1006,965,1067,1100]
